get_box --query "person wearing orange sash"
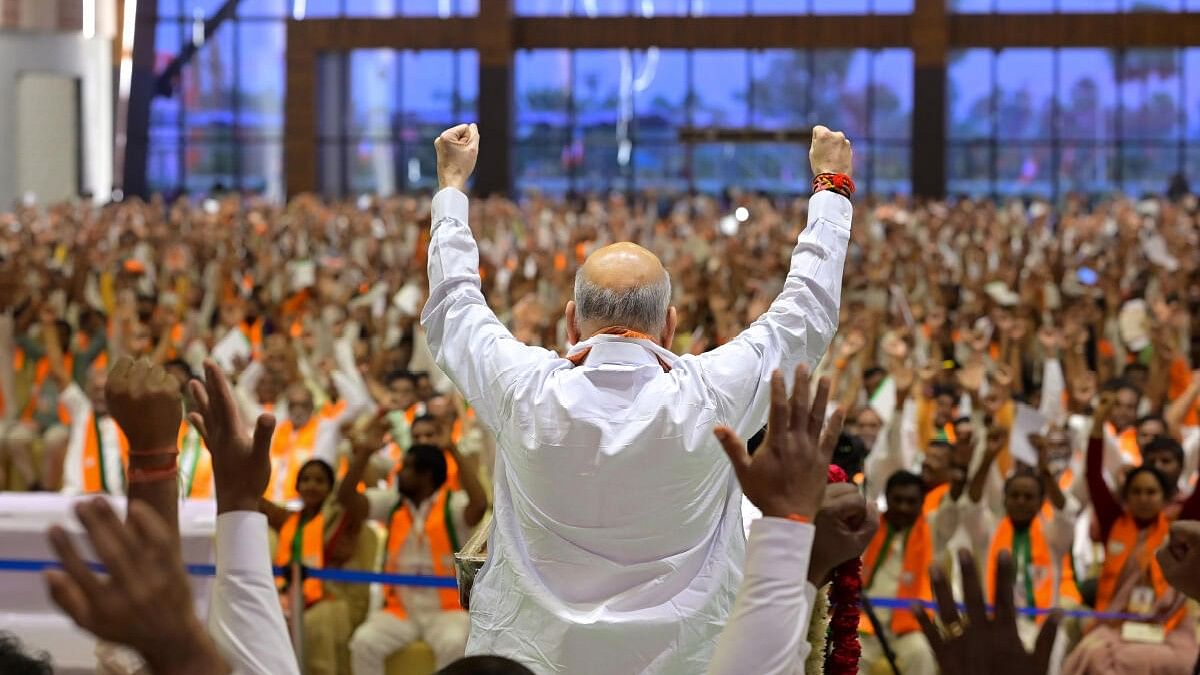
[962,435,1080,674]
[1063,399,1200,675]
[58,366,129,496]
[1103,383,1143,466]
[859,470,937,675]
[348,443,489,674]
[1141,437,1190,521]
[259,454,370,675]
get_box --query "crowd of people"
[0,120,1198,675]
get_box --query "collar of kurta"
[564,330,678,372]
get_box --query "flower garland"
[823,465,862,675]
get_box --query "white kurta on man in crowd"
[421,123,854,673]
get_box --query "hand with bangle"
[105,357,183,484]
[809,125,854,199]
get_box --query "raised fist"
[809,125,853,177]
[434,123,480,193]
[106,357,182,454]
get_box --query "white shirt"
[366,488,476,617]
[421,187,851,673]
[208,512,301,675]
[60,383,125,497]
[709,518,817,675]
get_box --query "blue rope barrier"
[865,596,1157,623]
[0,558,459,589]
[0,558,1169,622]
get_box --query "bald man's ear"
[566,301,581,345]
[661,306,677,350]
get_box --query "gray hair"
[573,269,672,335]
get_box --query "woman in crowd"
[1063,395,1200,675]
[261,449,372,675]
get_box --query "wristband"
[835,358,848,371]
[128,464,179,484]
[812,173,856,199]
[128,447,180,458]
[786,513,813,524]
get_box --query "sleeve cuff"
[432,187,469,229]
[809,189,852,223]
[745,516,815,580]
[215,511,272,573]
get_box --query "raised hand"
[44,498,228,675]
[914,549,1060,675]
[1157,521,1200,602]
[106,357,182,454]
[809,483,879,586]
[809,126,853,177]
[434,123,480,193]
[713,364,845,520]
[837,329,867,362]
[188,360,276,514]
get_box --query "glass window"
[1121,144,1180,195]
[995,49,1054,141]
[691,51,749,128]
[873,144,911,195]
[1057,49,1116,141]
[349,50,399,137]
[1058,144,1116,194]
[813,0,868,13]
[995,144,1053,196]
[515,0,572,14]
[1119,49,1183,140]
[872,49,913,140]
[237,22,285,137]
[949,50,995,140]
[810,50,870,138]
[182,28,236,137]
[873,0,914,11]
[993,0,1055,11]
[751,50,809,130]
[238,0,291,17]
[634,49,688,141]
[239,139,284,197]
[345,0,401,16]
[751,0,808,12]
[298,0,343,18]
[689,0,749,14]
[1122,0,1181,10]
[1060,0,1119,10]
[1187,49,1200,140]
[947,143,992,196]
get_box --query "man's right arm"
[420,125,552,429]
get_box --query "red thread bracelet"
[128,464,179,484]
[812,172,856,198]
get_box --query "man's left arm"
[420,125,552,430]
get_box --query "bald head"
[580,243,667,291]
[570,243,675,344]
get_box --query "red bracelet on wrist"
[812,173,856,199]
[128,463,179,484]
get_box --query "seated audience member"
[961,439,1080,671]
[859,470,938,675]
[346,439,489,673]
[1064,396,1200,675]
[258,453,368,675]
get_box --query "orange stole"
[861,515,933,636]
[267,417,320,502]
[177,423,213,499]
[20,353,73,424]
[1105,424,1141,464]
[383,488,461,619]
[986,515,1081,620]
[1096,513,1185,633]
[82,415,129,494]
[923,483,950,515]
[274,512,324,607]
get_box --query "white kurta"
[421,187,851,673]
